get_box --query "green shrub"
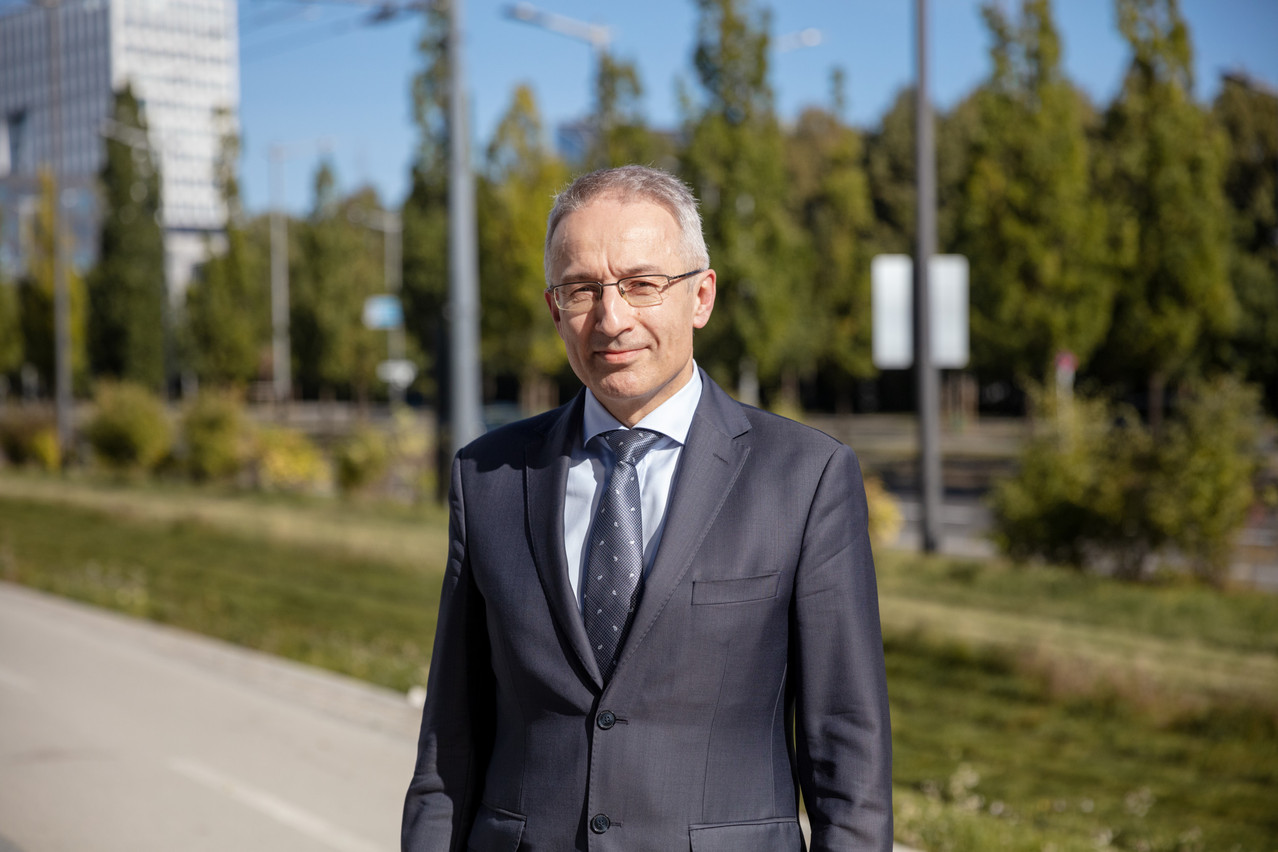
[333,424,390,496]
[864,475,903,549]
[1147,376,1262,584]
[180,391,249,481]
[84,382,172,473]
[0,406,61,470]
[992,379,1263,583]
[251,426,328,493]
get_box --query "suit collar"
[525,392,605,685]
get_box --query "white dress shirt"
[563,368,703,610]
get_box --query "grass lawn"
[1,471,1275,851]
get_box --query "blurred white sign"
[871,254,969,369]
[377,359,416,389]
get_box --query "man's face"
[546,196,716,427]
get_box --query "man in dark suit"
[402,165,892,851]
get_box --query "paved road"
[0,582,421,852]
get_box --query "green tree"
[680,0,807,406]
[1212,73,1278,412]
[590,53,671,170]
[19,169,88,393]
[87,84,167,391]
[864,86,981,259]
[0,207,20,381]
[479,85,569,412]
[957,0,1113,387]
[1094,0,1233,426]
[785,97,876,389]
[291,163,385,402]
[182,113,267,388]
[401,1,451,405]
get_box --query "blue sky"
[236,0,1278,215]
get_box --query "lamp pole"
[447,0,483,454]
[39,0,74,462]
[914,0,942,552]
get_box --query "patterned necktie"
[583,428,662,680]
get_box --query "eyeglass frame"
[545,268,708,312]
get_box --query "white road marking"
[169,758,382,852]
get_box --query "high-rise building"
[0,0,238,298]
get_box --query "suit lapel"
[619,374,752,671]
[524,392,605,686]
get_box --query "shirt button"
[590,813,611,834]
[596,710,616,730]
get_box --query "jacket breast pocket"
[467,803,525,852]
[691,572,780,605]
[688,817,803,851]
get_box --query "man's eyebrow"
[557,265,660,283]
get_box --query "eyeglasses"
[546,268,707,313]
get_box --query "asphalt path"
[0,581,421,852]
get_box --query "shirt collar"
[582,365,703,448]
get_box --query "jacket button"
[596,710,616,730]
[590,813,611,834]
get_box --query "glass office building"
[0,0,238,297]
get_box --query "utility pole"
[448,0,483,454]
[914,0,942,552]
[352,207,409,407]
[40,0,74,462]
[268,144,292,407]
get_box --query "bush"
[333,424,390,496]
[991,379,1263,583]
[864,475,903,549]
[251,426,328,494]
[1148,376,1262,584]
[0,406,61,470]
[84,382,172,473]
[180,391,249,481]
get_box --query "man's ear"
[692,269,716,329]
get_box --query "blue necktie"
[583,428,662,680]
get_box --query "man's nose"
[594,286,635,334]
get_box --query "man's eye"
[563,284,597,299]
[623,278,662,294]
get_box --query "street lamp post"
[37,0,74,462]
[351,207,408,407]
[914,0,942,553]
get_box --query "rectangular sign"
[871,254,969,369]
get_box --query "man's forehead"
[548,197,681,266]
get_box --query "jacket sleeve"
[792,443,894,851]
[402,453,495,852]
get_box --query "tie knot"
[600,428,661,465]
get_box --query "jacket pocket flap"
[692,572,780,605]
[467,803,526,852]
[689,818,802,851]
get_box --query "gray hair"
[544,165,710,283]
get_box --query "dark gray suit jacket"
[402,372,892,851]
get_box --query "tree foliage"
[182,114,266,388]
[88,84,167,392]
[1094,0,1233,423]
[1211,74,1278,410]
[957,0,1113,385]
[680,0,808,403]
[291,162,385,402]
[478,85,569,412]
[19,169,88,393]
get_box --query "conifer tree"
[88,84,167,391]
